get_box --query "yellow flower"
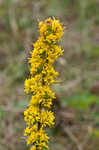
[30,146,36,150]
[40,110,55,127]
[24,18,64,150]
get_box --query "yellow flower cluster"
[24,18,64,150]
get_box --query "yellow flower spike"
[24,18,64,150]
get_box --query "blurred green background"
[0,0,99,150]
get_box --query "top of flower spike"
[39,18,64,43]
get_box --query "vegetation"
[24,18,64,150]
[0,0,99,150]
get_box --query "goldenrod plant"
[24,18,64,150]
